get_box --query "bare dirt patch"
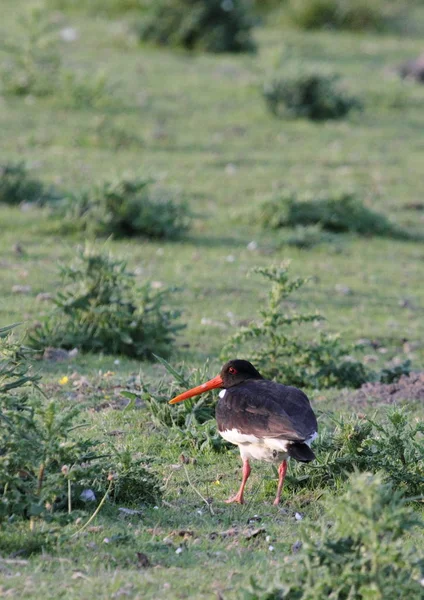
[348,372,424,404]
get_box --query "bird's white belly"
[219,428,290,463]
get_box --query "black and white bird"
[169,359,318,505]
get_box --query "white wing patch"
[220,428,291,463]
[220,428,259,445]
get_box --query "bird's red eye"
[229,367,237,375]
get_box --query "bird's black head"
[169,359,263,405]
[220,359,263,388]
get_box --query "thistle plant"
[289,408,424,498]
[28,247,184,358]
[221,264,368,388]
[0,6,61,96]
[1,324,161,524]
[57,176,191,239]
[0,325,98,521]
[245,473,424,599]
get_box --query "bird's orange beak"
[169,374,223,404]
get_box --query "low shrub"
[263,70,360,121]
[0,324,161,524]
[138,0,256,54]
[0,7,61,96]
[260,190,409,238]
[290,409,424,497]
[108,447,161,505]
[245,473,424,599]
[0,161,57,206]
[27,247,184,358]
[378,359,411,384]
[0,325,98,521]
[221,264,368,389]
[59,176,191,239]
[288,0,400,32]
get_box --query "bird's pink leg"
[225,459,251,504]
[273,460,288,506]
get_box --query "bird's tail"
[288,442,316,463]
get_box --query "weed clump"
[260,190,408,238]
[378,359,411,384]
[0,324,162,524]
[0,161,57,206]
[263,70,360,121]
[138,0,256,54]
[27,247,184,359]
[124,357,230,453]
[290,409,424,497]
[0,7,61,96]
[59,70,117,109]
[0,325,97,521]
[139,357,218,428]
[59,177,190,239]
[288,0,400,32]
[109,448,161,505]
[247,473,424,599]
[221,264,368,389]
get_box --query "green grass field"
[1,2,424,598]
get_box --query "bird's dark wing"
[216,379,317,442]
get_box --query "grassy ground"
[1,2,424,598]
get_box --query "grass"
[1,1,424,598]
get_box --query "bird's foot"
[272,496,281,506]
[225,495,244,504]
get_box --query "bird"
[169,359,318,505]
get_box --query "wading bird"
[169,359,318,505]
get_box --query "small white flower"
[295,512,303,521]
[175,547,183,555]
[247,241,258,251]
[268,545,274,552]
[226,255,235,263]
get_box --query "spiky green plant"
[27,247,184,358]
[260,190,409,238]
[289,409,424,497]
[263,70,360,121]
[58,176,191,239]
[244,473,424,599]
[221,264,368,388]
[0,6,61,96]
[138,0,256,54]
